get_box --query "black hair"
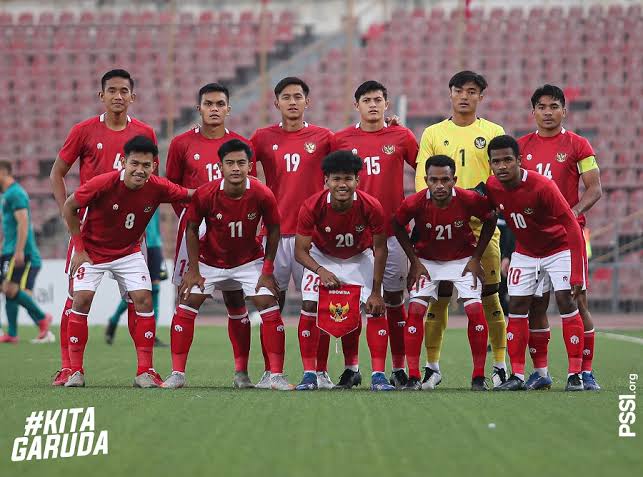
[354,80,388,102]
[425,155,456,175]
[448,70,487,93]
[218,139,252,161]
[124,135,158,157]
[101,69,134,91]
[322,150,363,176]
[487,135,520,159]
[198,82,230,104]
[274,76,310,97]
[0,160,12,175]
[531,84,566,108]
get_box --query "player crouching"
[162,139,292,391]
[294,150,394,391]
[393,155,497,391]
[61,136,193,388]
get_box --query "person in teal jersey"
[104,208,168,346]
[0,161,53,343]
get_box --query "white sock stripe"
[409,298,429,307]
[584,329,595,334]
[508,313,529,319]
[300,310,318,318]
[259,305,280,315]
[463,299,482,307]
[365,314,373,319]
[178,304,199,314]
[529,328,551,333]
[136,311,155,317]
[385,301,404,308]
[70,310,89,316]
[560,311,579,319]
[228,313,249,320]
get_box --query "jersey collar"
[100,113,131,123]
[279,121,308,128]
[326,191,357,203]
[535,127,566,136]
[425,188,457,199]
[195,127,229,135]
[355,122,387,129]
[219,178,251,190]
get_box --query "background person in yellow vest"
[414,71,507,388]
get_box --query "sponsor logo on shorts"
[141,276,147,281]
[563,276,568,282]
[524,208,534,215]
[454,220,465,228]
[193,153,200,161]
[382,145,395,155]
[304,142,316,153]
[556,152,567,162]
[474,137,487,149]
[247,212,257,221]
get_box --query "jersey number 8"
[124,213,136,229]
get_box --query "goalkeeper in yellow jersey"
[414,71,507,389]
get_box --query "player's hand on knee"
[70,251,92,278]
[180,269,205,300]
[408,259,430,292]
[463,258,485,290]
[365,293,385,316]
[256,273,280,297]
[318,267,341,289]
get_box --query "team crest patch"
[474,137,487,149]
[304,142,316,153]
[112,204,119,210]
[524,208,534,215]
[556,152,567,162]
[144,206,152,213]
[454,220,465,228]
[382,145,395,155]
[355,224,365,232]
[193,153,200,161]
[247,212,257,220]
[329,302,350,323]
[443,139,449,146]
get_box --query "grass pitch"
[1,324,641,477]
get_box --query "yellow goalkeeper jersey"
[415,117,505,191]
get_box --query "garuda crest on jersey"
[454,220,465,228]
[474,137,487,149]
[304,142,316,153]
[556,152,567,162]
[329,302,350,323]
[382,145,395,155]
[524,208,534,215]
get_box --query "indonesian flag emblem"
[317,284,362,338]
[304,142,316,153]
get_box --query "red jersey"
[58,114,157,186]
[486,169,584,283]
[331,123,418,236]
[395,187,494,261]
[166,127,250,214]
[251,122,334,234]
[518,128,596,227]
[186,177,280,269]
[297,190,385,259]
[74,171,189,264]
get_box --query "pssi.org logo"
[12,407,108,461]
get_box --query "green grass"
[1,325,642,477]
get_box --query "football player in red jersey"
[162,139,293,391]
[393,155,497,390]
[165,83,256,389]
[251,77,336,388]
[518,85,602,391]
[50,69,158,386]
[331,81,419,388]
[61,136,192,388]
[294,150,394,391]
[485,135,586,392]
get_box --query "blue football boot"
[295,372,318,391]
[582,371,601,391]
[371,372,396,391]
[525,372,553,390]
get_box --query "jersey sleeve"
[367,198,386,235]
[73,174,109,207]
[468,193,495,221]
[249,131,263,177]
[575,136,598,174]
[158,178,190,203]
[260,186,280,226]
[185,187,206,224]
[58,123,85,166]
[404,129,419,169]
[9,189,29,212]
[415,128,434,191]
[165,138,184,185]
[296,202,315,236]
[394,196,415,227]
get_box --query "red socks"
[386,303,406,370]
[316,331,330,372]
[298,311,320,372]
[170,305,197,372]
[507,314,529,376]
[561,311,584,374]
[582,329,595,372]
[67,310,89,373]
[464,300,488,378]
[60,297,73,369]
[528,328,551,369]
[366,316,389,373]
[127,302,137,342]
[227,306,250,373]
[341,320,361,368]
[134,311,156,374]
[259,323,270,372]
[259,306,286,374]
[405,300,427,379]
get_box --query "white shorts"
[535,249,588,296]
[262,235,304,292]
[72,252,151,297]
[409,257,481,301]
[172,210,207,286]
[383,236,408,293]
[301,246,376,304]
[508,250,574,297]
[190,258,274,298]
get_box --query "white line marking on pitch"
[597,331,643,345]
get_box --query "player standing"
[50,69,157,385]
[0,161,53,343]
[331,80,419,388]
[393,155,497,390]
[294,150,394,391]
[161,139,292,390]
[485,135,586,392]
[61,136,191,388]
[165,83,255,388]
[250,77,335,389]
[518,85,602,391]
[414,71,507,389]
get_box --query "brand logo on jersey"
[144,331,153,339]
[524,208,534,215]
[247,212,257,221]
[556,152,567,162]
[113,204,119,210]
[325,226,331,233]
[144,206,152,213]
[351,148,358,155]
[443,139,449,146]
[216,213,223,220]
[272,144,278,151]
[426,223,432,229]
[526,153,533,161]
[474,137,487,149]
[192,154,200,161]
[97,143,103,150]
[329,302,349,323]
[382,145,395,155]
[454,220,465,228]
[304,142,316,153]
[355,224,365,233]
